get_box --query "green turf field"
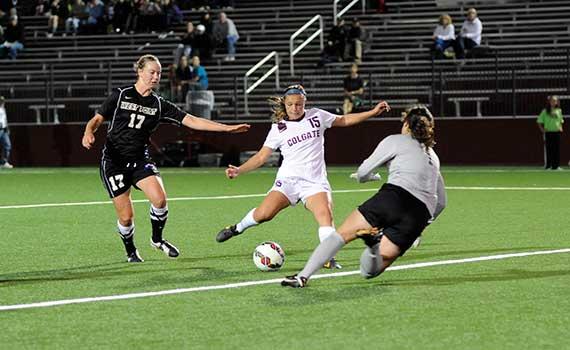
[0,167,569,349]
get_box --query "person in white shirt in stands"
[0,96,14,169]
[215,85,390,269]
[432,14,455,59]
[455,8,483,59]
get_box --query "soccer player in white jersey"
[215,84,390,269]
[282,105,447,287]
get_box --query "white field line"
[2,186,570,210]
[1,248,568,312]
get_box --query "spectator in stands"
[161,0,183,27]
[329,18,347,61]
[343,64,364,114]
[112,0,132,33]
[193,23,213,60]
[47,0,66,37]
[200,11,213,34]
[537,96,564,170]
[454,8,482,59]
[0,96,13,169]
[348,18,365,64]
[0,15,24,59]
[86,0,105,33]
[139,0,162,32]
[66,0,88,35]
[174,55,193,101]
[190,55,208,90]
[317,40,339,68]
[35,0,49,16]
[173,21,195,64]
[213,12,239,61]
[431,14,455,59]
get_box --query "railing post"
[333,0,338,26]
[50,63,56,123]
[319,15,324,51]
[107,61,112,96]
[368,71,373,108]
[495,49,499,99]
[512,67,516,118]
[430,57,435,107]
[243,76,249,115]
[44,78,49,124]
[290,34,295,77]
[567,47,569,94]
[234,75,238,120]
[439,69,444,117]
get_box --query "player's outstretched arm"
[82,114,105,150]
[225,146,273,179]
[332,100,390,127]
[182,114,250,133]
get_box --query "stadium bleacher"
[1,0,569,122]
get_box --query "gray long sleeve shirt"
[356,134,447,219]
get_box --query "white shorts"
[269,177,332,206]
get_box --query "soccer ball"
[253,241,285,271]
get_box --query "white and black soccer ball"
[253,241,285,271]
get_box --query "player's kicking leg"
[216,191,290,242]
[304,191,342,269]
[137,175,179,258]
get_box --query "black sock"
[150,206,168,243]
[120,234,137,255]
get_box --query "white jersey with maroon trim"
[263,108,338,183]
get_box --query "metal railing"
[243,51,280,115]
[290,15,324,76]
[333,0,365,25]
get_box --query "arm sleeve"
[356,136,397,182]
[159,97,187,126]
[317,108,340,129]
[262,124,282,150]
[433,173,447,220]
[96,89,120,120]
[440,25,455,40]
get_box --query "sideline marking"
[2,186,570,210]
[1,248,568,312]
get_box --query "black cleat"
[281,274,308,288]
[151,239,180,258]
[356,227,382,248]
[127,250,144,263]
[216,225,241,243]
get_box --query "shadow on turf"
[0,262,219,287]
[383,268,570,287]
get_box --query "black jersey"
[97,85,187,162]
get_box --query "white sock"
[236,208,258,233]
[117,221,134,239]
[318,226,335,242]
[150,204,168,221]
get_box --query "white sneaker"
[411,236,422,249]
[0,162,13,169]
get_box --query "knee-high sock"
[299,231,345,279]
[236,208,258,233]
[360,243,383,279]
[117,221,136,254]
[318,226,335,242]
[150,205,168,243]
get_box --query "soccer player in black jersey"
[82,54,249,262]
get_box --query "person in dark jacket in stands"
[0,15,24,59]
[329,18,347,61]
[348,18,365,64]
[343,64,364,114]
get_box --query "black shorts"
[99,158,160,198]
[357,183,431,255]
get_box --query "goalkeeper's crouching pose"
[282,105,447,288]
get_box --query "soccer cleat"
[281,275,307,288]
[151,239,180,258]
[127,250,144,263]
[0,162,13,169]
[216,225,241,243]
[356,227,382,248]
[323,257,343,269]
